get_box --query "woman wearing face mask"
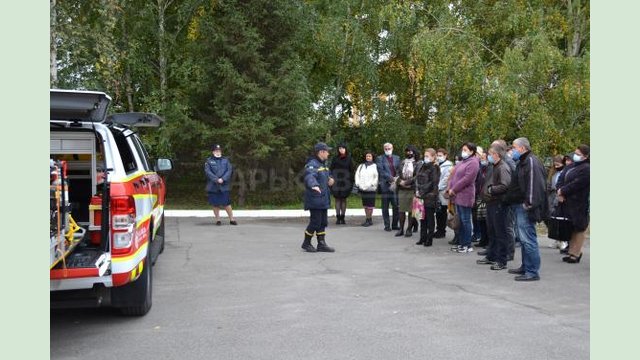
[546,155,568,250]
[435,149,453,238]
[395,145,420,237]
[330,143,353,225]
[415,148,441,246]
[557,145,590,263]
[354,151,379,227]
[447,142,480,253]
[472,147,489,248]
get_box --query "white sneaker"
[456,246,474,253]
[559,241,568,250]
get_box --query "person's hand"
[312,186,321,193]
[448,189,455,197]
[217,179,224,184]
[557,194,565,203]
[328,177,335,187]
[523,203,532,210]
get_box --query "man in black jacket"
[503,137,548,281]
[477,144,512,270]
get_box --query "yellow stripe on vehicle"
[112,242,148,264]
[121,171,155,183]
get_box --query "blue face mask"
[488,155,495,164]
[511,149,521,161]
[572,153,583,163]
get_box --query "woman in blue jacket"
[205,144,237,225]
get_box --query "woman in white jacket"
[355,151,379,227]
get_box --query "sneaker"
[514,274,540,281]
[476,258,494,265]
[490,263,507,270]
[456,246,473,253]
[507,267,525,275]
[559,241,569,250]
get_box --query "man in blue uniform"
[302,143,336,252]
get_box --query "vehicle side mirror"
[156,158,173,172]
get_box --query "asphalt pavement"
[51,214,589,360]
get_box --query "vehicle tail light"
[111,195,136,254]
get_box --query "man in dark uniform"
[302,143,336,253]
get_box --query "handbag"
[412,197,425,220]
[447,211,460,230]
[547,203,573,241]
[389,176,398,192]
[446,202,460,230]
[474,198,487,220]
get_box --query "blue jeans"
[381,191,399,228]
[455,205,473,247]
[514,205,541,277]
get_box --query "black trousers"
[420,206,436,240]
[435,204,447,234]
[486,203,509,264]
[306,209,328,235]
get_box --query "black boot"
[316,235,335,252]
[301,232,316,252]
[412,218,419,233]
[416,219,426,244]
[405,216,414,237]
[425,234,433,247]
[395,214,406,236]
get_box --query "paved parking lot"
[51,216,589,360]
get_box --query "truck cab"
[50,89,172,316]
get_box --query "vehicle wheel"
[117,257,152,316]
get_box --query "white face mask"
[436,155,445,163]
[461,151,470,159]
[572,153,584,163]
[424,156,432,163]
[213,151,222,158]
[384,149,393,156]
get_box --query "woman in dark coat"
[330,143,353,224]
[557,144,590,263]
[415,148,441,246]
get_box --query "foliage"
[52,0,589,207]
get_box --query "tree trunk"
[50,0,57,87]
[158,0,168,107]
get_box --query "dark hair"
[577,144,590,158]
[363,150,375,159]
[405,145,420,160]
[437,148,448,155]
[461,142,477,156]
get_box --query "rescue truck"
[50,89,172,316]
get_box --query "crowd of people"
[300,138,590,282]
